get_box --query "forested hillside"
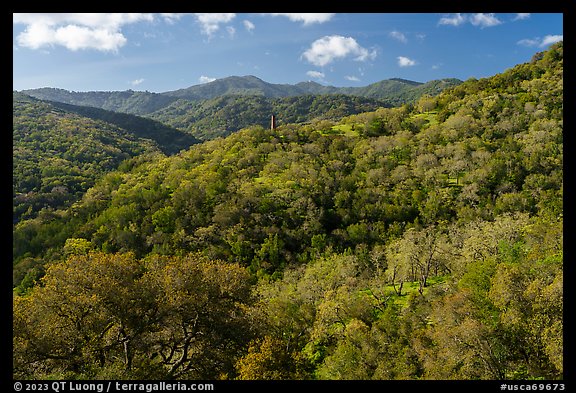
[147,94,388,140]
[13,43,563,380]
[18,87,179,115]
[21,76,461,141]
[45,100,201,154]
[23,75,461,105]
[13,94,199,225]
[161,75,462,103]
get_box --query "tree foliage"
[13,92,200,224]
[14,252,254,379]
[13,43,563,380]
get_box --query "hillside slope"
[19,87,178,115]
[21,76,461,114]
[147,93,389,140]
[13,43,562,381]
[46,100,200,154]
[13,93,198,224]
[14,42,562,273]
[21,76,462,141]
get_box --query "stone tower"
[270,114,276,130]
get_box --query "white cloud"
[130,78,144,86]
[160,13,187,24]
[266,13,335,25]
[439,13,503,28]
[13,13,153,52]
[517,35,563,47]
[540,34,563,47]
[513,13,531,21]
[389,30,407,43]
[470,13,502,28]
[13,13,154,29]
[15,22,57,49]
[306,70,325,79]
[194,13,235,36]
[302,35,376,67]
[199,75,216,83]
[438,13,467,26]
[55,25,127,51]
[243,20,255,32]
[397,56,416,67]
[345,75,360,82]
[517,38,540,47]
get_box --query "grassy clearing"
[363,275,449,311]
[410,111,439,128]
[326,123,361,137]
[390,275,448,307]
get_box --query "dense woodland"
[13,94,199,224]
[147,94,389,140]
[13,43,563,380]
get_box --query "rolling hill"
[162,75,462,103]
[21,75,462,114]
[146,93,390,140]
[20,76,462,140]
[13,92,199,224]
[12,42,563,381]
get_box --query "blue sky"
[12,13,563,92]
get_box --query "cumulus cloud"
[389,30,408,43]
[470,13,502,28]
[345,75,360,82]
[517,34,563,47]
[306,70,325,79]
[513,13,531,21]
[438,13,467,26]
[130,78,145,86]
[302,35,377,67]
[265,13,335,25]
[194,13,236,36]
[13,13,154,28]
[160,13,187,24]
[13,13,153,52]
[199,75,216,83]
[397,56,416,67]
[540,34,563,46]
[243,20,255,32]
[438,13,502,28]
[517,38,539,47]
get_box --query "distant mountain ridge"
[156,75,463,102]
[21,75,462,113]
[19,75,463,141]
